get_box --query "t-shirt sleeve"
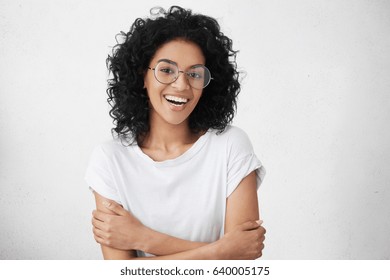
[226,127,266,197]
[84,144,121,203]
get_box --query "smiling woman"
[144,40,205,126]
[85,6,266,259]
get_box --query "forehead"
[150,40,205,67]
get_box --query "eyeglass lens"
[154,61,211,89]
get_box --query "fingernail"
[256,220,263,225]
[102,201,111,207]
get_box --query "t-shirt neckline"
[133,130,211,167]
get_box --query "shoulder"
[224,125,251,142]
[208,125,255,157]
[98,139,128,153]
[90,138,135,161]
[210,125,253,148]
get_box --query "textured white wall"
[1,0,389,259]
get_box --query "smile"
[164,95,189,106]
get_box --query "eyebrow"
[156,58,204,68]
[157,59,177,65]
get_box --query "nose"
[171,71,190,91]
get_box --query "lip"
[163,94,191,111]
[163,94,191,101]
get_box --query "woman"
[85,6,266,259]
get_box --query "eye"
[187,71,203,80]
[159,67,175,75]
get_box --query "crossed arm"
[91,171,266,259]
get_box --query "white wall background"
[1,0,389,259]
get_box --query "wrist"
[133,224,150,252]
[208,239,223,260]
[212,237,230,260]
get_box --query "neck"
[140,112,196,152]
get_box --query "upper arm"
[224,171,260,233]
[93,191,137,259]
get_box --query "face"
[144,39,205,127]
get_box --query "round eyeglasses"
[148,60,213,89]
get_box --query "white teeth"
[164,95,188,103]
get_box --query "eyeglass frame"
[147,59,213,89]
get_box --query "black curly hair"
[106,6,241,144]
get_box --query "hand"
[216,220,266,259]
[92,201,145,251]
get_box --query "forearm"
[99,219,263,260]
[100,245,137,260]
[136,222,264,260]
[137,241,221,260]
[139,226,209,256]
[104,240,221,260]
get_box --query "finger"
[92,216,107,231]
[93,229,112,247]
[259,225,266,235]
[93,225,108,240]
[93,232,106,246]
[238,220,261,231]
[257,250,263,259]
[255,241,264,258]
[259,235,265,244]
[92,210,109,222]
[102,200,127,216]
[254,227,266,241]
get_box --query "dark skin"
[91,40,266,259]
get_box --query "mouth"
[164,95,189,107]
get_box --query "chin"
[164,117,189,126]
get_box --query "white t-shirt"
[85,125,265,257]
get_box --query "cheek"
[145,80,163,98]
